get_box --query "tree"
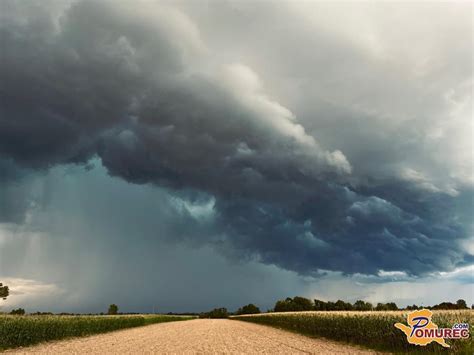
[353,300,373,311]
[314,299,327,311]
[108,304,118,315]
[385,302,398,311]
[334,300,353,311]
[456,299,468,309]
[274,298,292,312]
[292,296,314,311]
[376,302,398,311]
[236,303,261,315]
[432,302,458,310]
[10,308,25,315]
[274,297,313,312]
[200,308,228,318]
[0,283,9,300]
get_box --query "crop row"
[0,314,195,350]
[233,310,474,354]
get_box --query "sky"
[0,0,473,313]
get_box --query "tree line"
[1,280,472,315]
[273,296,471,312]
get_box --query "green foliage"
[334,300,353,311]
[0,314,195,350]
[236,304,260,315]
[0,283,9,300]
[353,300,373,311]
[201,308,229,319]
[10,308,25,315]
[432,300,468,310]
[274,297,313,312]
[375,302,398,311]
[315,299,398,312]
[107,304,118,315]
[234,310,474,353]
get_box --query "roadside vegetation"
[199,308,229,319]
[0,314,195,351]
[231,296,473,353]
[233,310,473,353]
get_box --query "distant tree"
[353,300,373,311]
[334,300,353,311]
[292,297,314,311]
[386,302,398,311]
[376,302,398,311]
[33,312,53,315]
[236,304,261,315]
[456,299,468,309]
[314,299,327,311]
[201,308,228,319]
[274,297,313,312]
[432,302,457,310]
[10,308,25,315]
[108,304,118,315]
[0,283,9,300]
[274,298,293,312]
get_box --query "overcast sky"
[0,0,473,313]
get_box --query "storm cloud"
[1,0,472,287]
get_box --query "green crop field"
[0,314,195,351]
[233,310,474,354]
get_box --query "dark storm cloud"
[0,0,472,277]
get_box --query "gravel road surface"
[7,319,376,354]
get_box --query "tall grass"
[233,310,473,354]
[0,314,195,350]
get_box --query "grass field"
[233,310,474,354]
[0,314,195,351]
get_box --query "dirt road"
[7,319,376,354]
